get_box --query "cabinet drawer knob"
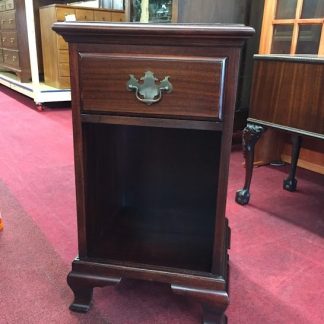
[127,71,173,106]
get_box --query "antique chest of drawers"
[40,4,125,89]
[53,22,253,323]
[0,0,62,82]
[0,0,32,82]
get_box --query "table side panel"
[250,59,324,135]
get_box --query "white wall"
[68,1,99,7]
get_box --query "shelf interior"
[83,123,222,273]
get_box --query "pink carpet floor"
[0,85,323,323]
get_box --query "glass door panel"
[271,25,294,53]
[260,0,324,55]
[100,0,125,9]
[276,0,298,18]
[296,24,322,53]
[301,0,324,18]
[131,0,173,23]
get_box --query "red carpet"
[0,85,323,323]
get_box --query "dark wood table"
[54,22,253,323]
[236,54,324,205]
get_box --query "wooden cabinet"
[53,22,253,323]
[0,0,70,84]
[0,0,32,82]
[39,4,126,89]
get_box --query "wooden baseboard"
[281,154,324,175]
[281,136,324,174]
[250,129,324,173]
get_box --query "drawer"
[57,35,68,50]
[80,53,226,120]
[94,10,112,21]
[5,0,14,10]
[75,9,94,21]
[1,10,16,30]
[56,7,75,21]
[111,12,125,22]
[58,49,69,63]
[58,62,70,77]
[58,76,70,89]
[3,48,19,67]
[0,1,5,12]
[1,31,16,49]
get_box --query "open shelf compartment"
[83,123,222,273]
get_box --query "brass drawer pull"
[127,71,173,106]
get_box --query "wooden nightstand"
[54,22,253,324]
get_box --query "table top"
[254,54,324,63]
[52,21,255,40]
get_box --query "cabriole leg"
[283,134,302,192]
[236,123,267,205]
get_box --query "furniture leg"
[236,123,267,205]
[202,305,227,324]
[171,284,229,324]
[283,134,302,192]
[67,266,121,313]
[67,273,93,313]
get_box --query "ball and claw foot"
[283,178,297,192]
[235,189,250,205]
